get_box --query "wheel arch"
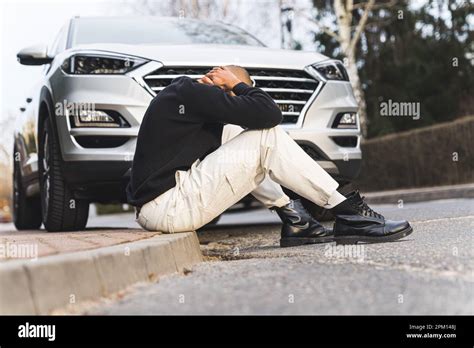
[12,87,56,198]
[37,87,57,143]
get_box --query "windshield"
[71,17,264,47]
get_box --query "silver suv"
[13,17,361,231]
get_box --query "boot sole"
[334,226,413,245]
[280,236,334,248]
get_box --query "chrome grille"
[143,67,320,124]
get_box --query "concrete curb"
[364,183,474,205]
[0,232,202,314]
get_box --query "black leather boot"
[331,191,412,245]
[273,199,333,247]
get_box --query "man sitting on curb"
[126,66,412,247]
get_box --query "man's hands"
[198,75,214,86]
[198,66,242,92]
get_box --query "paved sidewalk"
[0,223,203,314]
[0,228,161,261]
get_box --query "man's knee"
[257,125,286,146]
[241,125,283,136]
[223,126,285,152]
[222,124,245,143]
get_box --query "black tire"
[38,118,89,232]
[12,146,42,230]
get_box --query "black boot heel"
[281,235,334,247]
[334,236,360,245]
[274,199,334,248]
[280,238,307,248]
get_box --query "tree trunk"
[346,52,368,137]
[333,0,369,137]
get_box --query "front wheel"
[38,118,89,232]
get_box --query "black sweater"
[126,76,282,207]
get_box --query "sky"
[0,0,112,160]
[0,0,112,127]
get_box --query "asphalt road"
[90,199,473,314]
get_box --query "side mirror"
[17,44,53,65]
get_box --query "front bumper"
[49,62,159,162]
[285,79,362,182]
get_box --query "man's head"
[198,65,253,96]
[223,65,252,86]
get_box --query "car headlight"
[61,54,147,75]
[311,60,349,81]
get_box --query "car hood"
[70,43,330,70]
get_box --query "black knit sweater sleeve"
[178,77,282,129]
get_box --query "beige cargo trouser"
[137,125,339,233]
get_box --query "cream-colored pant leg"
[222,124,290,208]
[137,126,339,233]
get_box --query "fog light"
[332,112,358,129]
[340,113,356,124]
[73,110,120,128]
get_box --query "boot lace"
[355,197,383,219]
[291,199,314,221]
